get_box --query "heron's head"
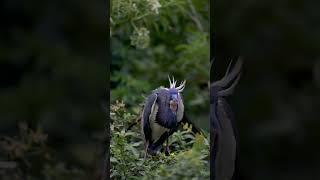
[167,75,186,114]
[169,88,178,113]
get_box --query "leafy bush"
[0,122,86,180]
[110,100,209,179]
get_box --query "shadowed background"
[0,0,106,179]
[213,0,320,179]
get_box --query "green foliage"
[111,0,210,130]
[110,101,209,179]
[145,136,209,180]
[0,122,86,180]
[111,0,189,49]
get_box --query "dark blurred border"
[1,0,109,179]
[105,0,110,179]
[214,0,320,179]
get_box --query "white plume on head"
[168,75,186,92]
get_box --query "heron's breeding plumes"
[211,58,242,97]
[168,75,186,92]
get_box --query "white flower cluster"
[130,27,150,49]
[147,0,162,14]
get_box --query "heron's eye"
[172,94,178,99]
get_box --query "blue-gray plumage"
[141,76,185,156]
[211,58,242,180]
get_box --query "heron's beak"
[170,100,178,113]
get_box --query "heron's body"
[142,78,185,155]
[211,58,242,180]
[212,98,238,180]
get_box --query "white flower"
[132,3,138,12]
[130,27,150,49]
[147,0,162,14]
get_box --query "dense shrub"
[0,122,85,180]
[110,100,209,179]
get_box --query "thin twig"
[187,0,204,32]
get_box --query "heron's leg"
[147,143,160,156]
[144,141,149,159]
[165,132,170,156]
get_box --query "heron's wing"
[153,90,176,129]
[213,98,237,180]
[141,93,158,144]
[218,98,238,137]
